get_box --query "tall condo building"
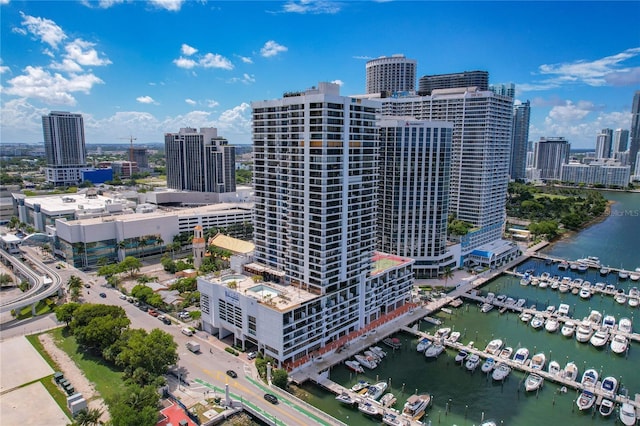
[629,91,640,175]
[365,54,417,94]
[198,83,415,368]
[595,130,613,159]
[417,70,489,95]
[377,118,454,278]
[511,101,531,181]
[164,127,236,193]
[490,83,516,99]
[42,111,87,186]
[612,128,629,154]
[534,137,570,181]
[373,87,514,252]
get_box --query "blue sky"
[1,1,639,149]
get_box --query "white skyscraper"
[366,54,417,95]
[42,111,87,185]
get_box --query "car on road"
[247,351,257,360]
[85,283,91,288]
[148,309,159,317]
[99,292,107,298]
[119,293,127,300]
[263,393,278,404]
[160,317,171,325]
[226,370,238,378]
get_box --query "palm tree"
[441,266,455,288]
[70,407,103,426]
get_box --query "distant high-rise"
[510,101,531,180]
[377,118,454,278]
[165,127,236,193]
[629,91,640,174]
[365,54,416,94]
[131,147,149,171]
[534,137,570,181]
[596,128,613,159]
[42,111,87,186]
[612,129,629,154]
[491,83,516,99]
[418,70,488,95]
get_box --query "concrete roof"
[210,234,254,254]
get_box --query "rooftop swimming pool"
[220,274,246,283]
[248,284,281,298]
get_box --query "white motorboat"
[590,328,610,348]
[545,317,559,333]
[351,380,370,392]
[370,346,387,359]
[629,297,639,308]
[380,393,396,408]
[600,376,618,397]
[484,339,503,355]
[610,334,629,354]
[416,338,431,353]
[447,331,461,343]
[530,352,546,370]
[481,357,496,373]
[576,390,596,411]
[365,381,388,401]
[575,320,595,343]
[548,360,561,377]
[587,310,603,326]
[499,346,513,359]
[540,272,550,281]
[577,263,588,272]
[515,298,526,308]
[382,411,402,426]
[530,314,545,329]
[558,282,569,293]
[616,294,628,304]
[435,327,451,339]
[336,391,358,405]
[619,317,633,334]
[496,294,507,303]
[581,369,599,388]
[424,343,445,358]
[630,287,639,298]
[545,305,556,314]
[365,350,382,361]
[602,315,616,330]
[402,394,431,419]
[619,270,629,280]
[620,402,637,426]
[480,303,494,313]
[631,272,640,281]
[346,360,365,373]
[455,350,469,363]
[558,260,569,270]
[513,347,529,365]
[563,362,579,381]
[524,373,544,392]
[579,288,592,299]
[465,354,481,371]
[354,354,377,369]
[520,312,532,322]
[600,267,610,276]
[358,400,380,416]
[538,280,548,289]
[599,398,614,417]
[485,292,496,303]
[491,363,511,381]
[561,321,576,337]
[605,283,617,293]
[557,303,570,316]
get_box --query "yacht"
[382,411,403,426]
[484,339,503,355]
[602,315,616,330]
[354,354,377,369]
[631,272,640,281]
[545,305,556,314]
[600,376,618,397]
[600,267,610,276]
[558,260,569,270]
[594,282,606,291]
[480,303,494,313]
[630,287,640,298]
[557,303,570,316]
[499,346,513,359]
[576,390,596,411]
[618,317,633,334]
[620,402,637,426]
[435,327,451,339]
[492,363,511,381]
[558,281,570,293]
[481,357,496,373]
[370,346,387,359]
[513,347,529,365]
[548,360,561,377]
[579,288,592,299]
[365,381,388,401]
[540,272,550,281]
[538,280,548,289]
[576,321,595,343]
[380,393,396,408]
[599,399,614,417]
[587,310,603,327]
[465,354,481,371]
[610,334,629,354]
[581,369,599,388]
[358,400,380,416]
[530,314,545,329]
[335,391,358,406]
[619,270,629,280]
[570,262,579,271]
[530,352,546,370]
[545,317,560,333]
[402,394,431,420]
[605,283,617,293]
[525,373,544,392]
[455,349,468,363]
[351,380,370,392]
[416,338,431,353]
[616,294,628,304]
[629,297,639,308]
[590,328,610,348]
[561,321,576,337]
[447,331,461,343]
[519,311,532,322]
[563,362,579,381]
[424,342,445,358]
[515,298,526,308]
[485,292,496,303]
[346,360,365,373]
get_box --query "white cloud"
[181,43,198,56]
[79,0,126,9]
[0,0,11,4]
[64,39,112,66]
[547,100,595,123]
[260,40,287,58]
[173,57,197,69]
[604,67,640,86]
[206,99,220,108]
[19,12,67,49]
[353,55,374,60]
[4,65,103,105]
[149,0,184,12]
[200,53,234,70]
[282,0,342,14]
[185,98,196,106]
[136,96,156,104]
[239,56,253,64]
[331,79,344,86]
[50,59,83,73]
[229,73,256,84]
[0,59,10,75]
[0,98,50,143]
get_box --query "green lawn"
[533,193,568,200]
[50,328,126,402]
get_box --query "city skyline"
[1,1,639,148]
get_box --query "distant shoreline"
[544,199,615,250]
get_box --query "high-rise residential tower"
[377,118,454,278]
[417,70,489,95]
[534,137,570,181]
[629,91,640,175]
[365,54,417,94]
[164,127,236,193]
[612,128,629,154]
[491,83,516,98]
[42,111,87,186]
[511,101,531,181]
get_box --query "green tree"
[115,328,178,379]
[70,304,130,351]
[68,408,103,426]
[272,368,289,389]
[440,266,454,286]
[0,273,13,287]
[55,302,81,326]
[107,384,159,426]
[68,275,83,291]
[120,256,142,278]
[131,284,154,303]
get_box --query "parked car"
[148,309,159,317]
[161,317,171,325]
[226,370,238,378]
[119,294,127,300]
[99,292,107,298]
[84,283,91,288]
[247,351,257,360]
[263,393,278,404]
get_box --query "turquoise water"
[297,191,640,425]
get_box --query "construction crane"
[119,136,137,179]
